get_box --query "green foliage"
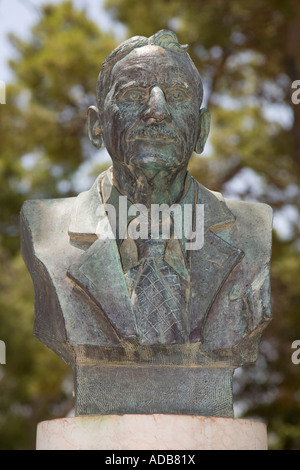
[0,1,115,253]
[0,1,114,449]
[1,0,300,449]
[0,246,72,450]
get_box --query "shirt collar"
[100,166,195,245]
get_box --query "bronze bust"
[21,30,272,417]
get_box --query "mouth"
[130,136,176,143]
[128,126,179,144]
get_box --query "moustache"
[128,124,180,143]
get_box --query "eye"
[119,88,146,103]
[165,88,190,102]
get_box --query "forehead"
[110,45,198,89]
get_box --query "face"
[99,45,202,171]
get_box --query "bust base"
[36,414,268,450]
[74,364,234,416]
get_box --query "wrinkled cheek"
[182,114,199,153]
[103,108,137,162]
[102,106,121,152]
[114,107,140,156]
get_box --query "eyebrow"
[115,80,146,90]
[165,82,192,89]
[114,80,192,94]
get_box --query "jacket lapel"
[189,180,244,343]
[67,172,137,340]
[67,171,244,344]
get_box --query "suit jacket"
[20,169,273,368]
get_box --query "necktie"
[123,220,190,346]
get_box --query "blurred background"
[0,0,300,450]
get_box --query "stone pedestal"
[36,414,268,450]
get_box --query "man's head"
[88,30,210,171]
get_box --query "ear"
[194,108,210,154]
[87,106,105,150]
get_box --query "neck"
[112,162,188,207]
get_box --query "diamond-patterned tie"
[124,235,189,346]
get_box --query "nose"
[143,86,171,123]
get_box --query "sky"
[0,0,125,82]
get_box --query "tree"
[0,1,116,449]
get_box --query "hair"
[96,29,203,112]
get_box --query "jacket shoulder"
[21,197,76,244]
[223,198,273,272]
[225,198,273,232]
[21,197,76,223]
[20,198,77,363]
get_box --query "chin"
[129,151,183,171]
